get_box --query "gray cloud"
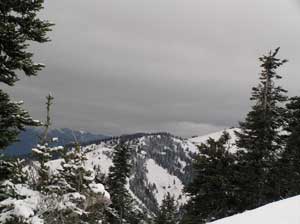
[3,0,300,137]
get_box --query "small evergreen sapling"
[32,94,63,191]
[154,192,178,224]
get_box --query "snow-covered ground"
[209,196,300,224]
[84,144,113,173]
[145,159,187,204]
[0,182,43,224]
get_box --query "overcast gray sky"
[3,0,300,137]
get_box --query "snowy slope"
[189,128,239,153]
[47,133,197,215]
[84,144,113,174]
[145,159,187,205]
[208,196,300,224]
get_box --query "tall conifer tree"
[107,142,141,224]
[235,48,288,209]
[0,0,53,149]
[0,2,53,219]
[279,97,300,197]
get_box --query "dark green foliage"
[0,158,32,223]
[107,142,143,224]
[129,156,159,215]
[0,158,27,201]
[83,203,112,224]
[235,48,288,210]
[142,134,193,185]
[0,0,53,86]
[181,132,239,224]
[0,0,52,150]
[0,157,9,184]
[0,217,27,224]
[154,192,177,224]
[279,97,300,197]
[236,48,287,158]
[0,90,40,150]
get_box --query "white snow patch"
[52,137,59,142]
[84,144,113,174]
[89,183,109,199]
[0,182,42,223]
[178,159,187,172]
[209,195,300,224]
[145,159,187,205]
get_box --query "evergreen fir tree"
[154,192,177,224]
[28,96,111,223]
[181,132,239,224]
[59,143,94,194]
[279,97,300,197]
[0,3,53,220]
[0,158,28,200]
[235,48,288,210]
[0,94,54,223]
[0,0,53,149]
[42,140,110,223]
[0,155,41,223]
[0,90,40,150]
[107,142,142,224]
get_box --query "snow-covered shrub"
[0,182,43,224]
[36,144,111,223]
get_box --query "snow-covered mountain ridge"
[83,133,196,214]
[48,128,238,215]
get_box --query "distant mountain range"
[3,128,108,156]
